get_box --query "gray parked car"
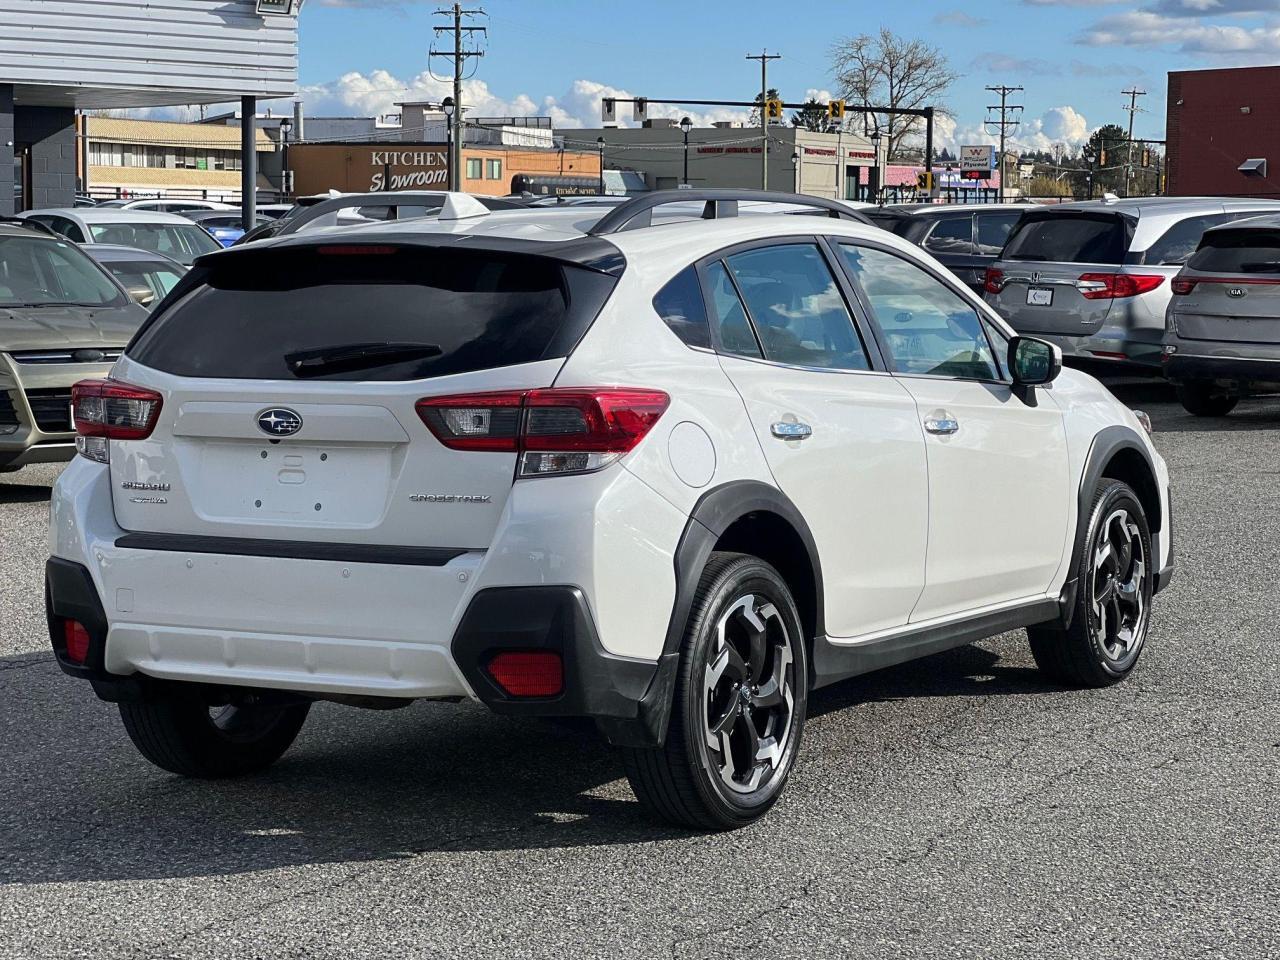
[984,197,1280,366]
[1163,214,1280,416]
[0,222,149,471]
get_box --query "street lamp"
[278,117,292,199]
[441,97,456,191]
[596,136,605,195]
[679,117,693,187]
[791,149,800,193]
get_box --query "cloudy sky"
[282,0,1280,152]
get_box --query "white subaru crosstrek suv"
[46,190,1172,830]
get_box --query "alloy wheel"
[1090,507,1149,662]
[702,594,798,795]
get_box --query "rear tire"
[119,694,310,778]
[1028,479,1153,687]
[621,552,808,831]
[1176,380,1238,417]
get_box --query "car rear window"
[1001,213,1129,264]
[126,245,617,381]
[88,223,221,264]
[1186,228,1280,274]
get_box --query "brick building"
[1167,65,1280,198]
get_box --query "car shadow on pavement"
[1,638,1065,887]
[0,481,53,503]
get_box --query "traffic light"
[1142,147,1151,168]
[827,99,845,121]
[1099,147,1108,166]
[765,98,784,120]
[916,171,934,192]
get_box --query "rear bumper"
[1163,352,1280,388]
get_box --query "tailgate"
[105,241,618,548]
[990,259,1116,336]
[1172,278,1280,344]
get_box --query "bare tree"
[829,29,956,160]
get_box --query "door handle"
[923,415,960,435]
[771,421,813,440]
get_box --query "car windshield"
[88,223,221,265]
[0,235,126,307]
[102,260,186,303]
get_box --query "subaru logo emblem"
[1227,287,1247,299]
[257,407,302,436]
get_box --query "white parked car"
[46,190,1172,830]
[17,208,223,266]
[95,198,235,213]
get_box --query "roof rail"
[587,188,871,236]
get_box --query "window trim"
[690,236,888,374]
[824,235,1013,386]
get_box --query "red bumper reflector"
[63,620,91,665]
[486,651,564,698]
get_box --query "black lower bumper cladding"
[45,557,148,702]
[450,586,677,748]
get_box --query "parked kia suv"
[984,197,1280,366]
[1163,213,1280,415]
[1,222,149,471]
[46,190,1172,830]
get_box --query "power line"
[984,84,1023,204]
[430,3,486,190]
[1122,87,1147,197]
[745,49,782,190]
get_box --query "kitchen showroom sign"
[369,150,448,190]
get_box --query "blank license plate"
[1027,287,1053,306]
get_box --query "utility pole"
[984,84,1023,203]
[430,4,486,191]
[1122,87,1147,197]
[746,49,781,190]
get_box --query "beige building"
[83,116,277,201]
[571,121,881,199]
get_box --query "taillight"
[983,267,1004,295]
[72,379,163,463]
[416,387,670,477]
[486,650,564,698]
[1171,277,1197,296]
[63,620,91,665]
[1078,273,1165,300]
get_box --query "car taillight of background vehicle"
[983,268,1003,295]
[416,387,670,477]
[1078,273,1165,300]
[71,379,163,463]
[1172,276,1280,296]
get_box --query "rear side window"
[975,212,1022,255]
[1187,228,1280,274]
[1143,213,1262,267]
[705,261,762,359]
[924,216,974,254]
[128,246,617,381]
[652,266,711,349]
[1002,213,1128,264]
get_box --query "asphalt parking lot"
[1,378,1277,960]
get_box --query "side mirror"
[1009,335,1061,387]
[125,284,156,307]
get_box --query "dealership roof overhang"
[9,82,295,111]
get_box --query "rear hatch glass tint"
[1001,212,1130,265]
[1188,229,1280,274]
[127,245,617,381]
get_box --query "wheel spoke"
[709,697,741,739]
[1113,519,1134,578]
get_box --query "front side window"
[0,237,124,307]
[104,261,185,303]
[722,244,869,371]
[838,244,999,380]
[924,216,974,254]
[652,266,711,349]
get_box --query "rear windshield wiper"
[285,341,443,377]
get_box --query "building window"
[466,158,483,180]
[486,158,502,180]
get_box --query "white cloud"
[931,105,1091,155]
[1085,10,1280,57]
